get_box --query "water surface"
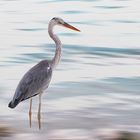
[0,0,140,139]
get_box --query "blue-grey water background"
[0,0,140,139]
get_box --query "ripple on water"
[95,6,126,9]
[5,44,140,65]
[61,10,88,14]
[37,0,98,3]
[16,28,45,32]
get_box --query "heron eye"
[52,17,56,20]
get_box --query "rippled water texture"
[0,0,140,139]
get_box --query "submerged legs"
[37,94,42,129]
[29,98,32,128]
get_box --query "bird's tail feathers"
[8,99,19,109]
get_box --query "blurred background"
[0,0,140,139]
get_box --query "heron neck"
[48,24,62,69]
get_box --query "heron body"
[9,60,52,108]
[8,17,80,129]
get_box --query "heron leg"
[29,98,32,128]
[38,93,42,129]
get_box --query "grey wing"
[12,60,52,103]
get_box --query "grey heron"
[8,17,80,129]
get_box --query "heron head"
[51,17,80,32]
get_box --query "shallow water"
[0,0,140,139]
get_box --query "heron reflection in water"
[8,17,80,129]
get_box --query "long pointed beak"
[63,22,80,32]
